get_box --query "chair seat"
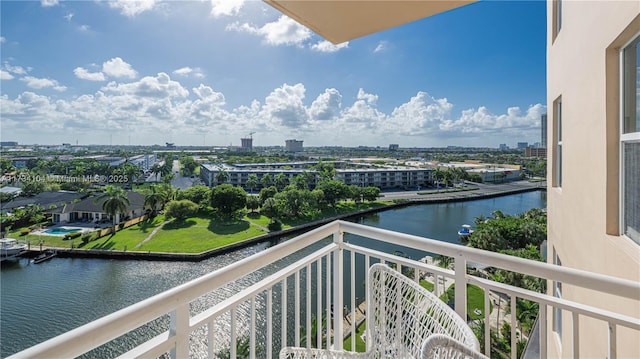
[279,263,479,359]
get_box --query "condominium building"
[546,2,639,357]
[285,139,304,153]
[199,163,432,190]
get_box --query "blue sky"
[0,0,547,148]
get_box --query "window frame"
[552,0,562,41]
[620,32,640,244]
[553,97,563,188]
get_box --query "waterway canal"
[1,191,546,357]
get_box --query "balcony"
[9,220,639,359]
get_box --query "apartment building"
[199,163,432,190]
[546,2,639,357]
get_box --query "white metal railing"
[8,220,640,359]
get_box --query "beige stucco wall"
[547,1,640,357]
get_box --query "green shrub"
[81,233,93,244]
[268,220,282,231]
[64,231,82,240]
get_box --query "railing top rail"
[337,220,640,301]
[9,220,341,359]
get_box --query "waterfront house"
[49,191,145,225]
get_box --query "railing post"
[333,228,344,349]
[169,303,190,359]
[454,253,467,320]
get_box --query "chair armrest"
[420,334,489,359]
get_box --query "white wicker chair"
[280,263,479,359]
[420,334,489,359]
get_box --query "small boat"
[457,224,474,237]
[33,249,57,264]
[0,238,28,262]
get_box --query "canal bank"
[22,181,546,262]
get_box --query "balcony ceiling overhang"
[264,0,477,44]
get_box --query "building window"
[553,249,562,343]
[553,0,562,40]
[553,97,562,188]
[622,34,640,244]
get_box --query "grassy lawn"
[343,321,367,353]
[7,199,392,254]
[440,284,491,321]
[419,279,435,292]
[85,215,167,251]
[138,215,266,253]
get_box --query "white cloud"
[374,41,387,53]
[0,70,14,80]
[210,0,245,17]
[108,0,157,17]
[356,88,378,105]
[0,76,546,146]
[173,67,205,78]
[384,92,453,135]
[64,12,74,21]
[310,40,349,53]
[4,63,30,75]
[262,83,309,127]
[41,0,58,7]
[79,24,90,32]
[0,37,5,43]
[101,72,189,98]
[102,57,137,79]
[227,15,312,47]
[74,67,106,81]
[20,76,67,91]
[309,88,342,121]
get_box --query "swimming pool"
[43,227,83,235]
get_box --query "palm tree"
[260,173,273,188]
[274,173,288,191]
[95,186,130,232]
[150,163,163,182]
[215,169,229,185]
[246,174,258,194]
[432,167,445,189]
[144,185,167,216]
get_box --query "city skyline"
[1,0,546,148]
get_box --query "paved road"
[379,180,546,202]
[170,159,198,190]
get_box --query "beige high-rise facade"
[546,1,640,357]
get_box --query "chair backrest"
[421,334,489,359]
[367,263,480,358]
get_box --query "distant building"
[525,146,547,158]
[165,142,175,149]
[499,143,509,151]
[517,142,528,149]
[0,141,18,147]
[200,163,432,190]
[285,139,304,152]
[240,138,253,151]
[389,144,399,151]
[540,113,548,148]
